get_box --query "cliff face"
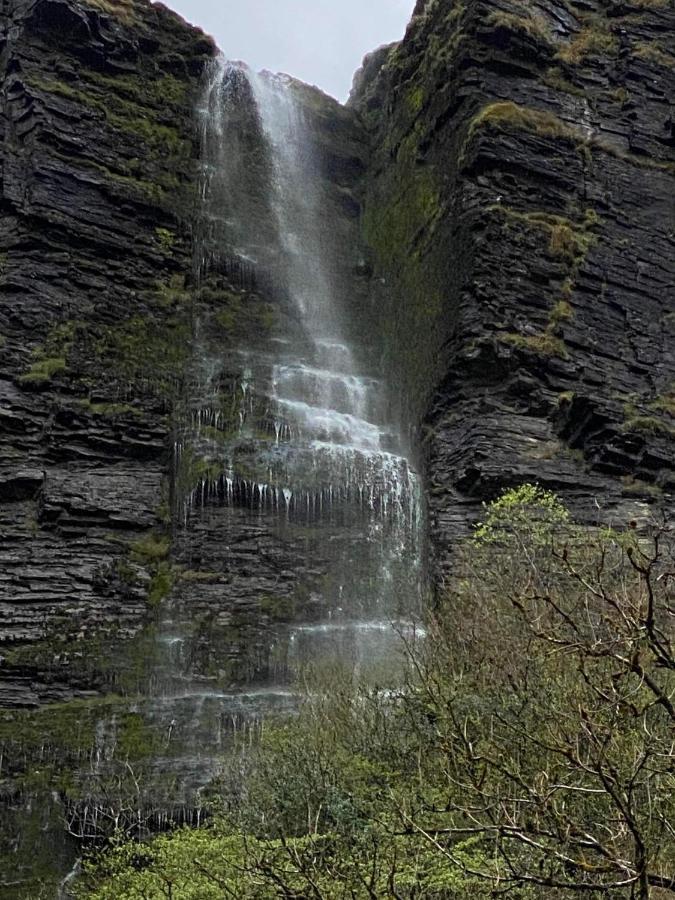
[351,0,675,582]
[0,5,370,893]
[0,0,673,894]
[0,0,213,705]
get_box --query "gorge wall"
[0,0,673,895]
[350,0,674,581]
[0,0,213,705]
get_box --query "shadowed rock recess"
[0,0,673,894]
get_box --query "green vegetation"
[557,22,618,65]
[176,446,225,498]
[473,483,570,540]
[465,100,674,176]
[148,563,175,606]
[131,532,171,563]
[153,274,191,310]
[633,41,675,68]
[26,58,193,208]
[486,204,595,362]
[488,206,599,266]
[466,101,583,146]
[18,321,79,385]
[625,414,675,438]
[130,531,175,606]
[548,212,598,262]
[405,84,426,115]
[549,298,574,325]
[78,400,139,417]
[82,0,137,22]
[609,85,630,104]
[542,67,586,97]
[16,293,191,400]
[500,330,567,357]
[486,10,552,44]
[362,156,444,413]
[18,355,67,384]
[623,393,675,438]
[94,311,191,398]
[649,385,675,416]
[77,487,675,899]
[208,287,278,338]
[155,227,176,251]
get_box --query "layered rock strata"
[0,0,673,894]
[0,0,216,704]
[351,0,675,581]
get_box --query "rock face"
[0,0,214,891]
[0,0,673,894]
[350,0,675,582]
[0,4,373,894]
[0,0,213,703]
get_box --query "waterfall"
[185,56,424,662]
[143,57,424,798]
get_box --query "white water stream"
[194,58,420,526]
[11,61,426,899]
[147,57,424,795]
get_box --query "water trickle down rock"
[167,57,424,710]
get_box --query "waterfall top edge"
[214,53,349,108]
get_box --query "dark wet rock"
[0,0,214,701]
[351,0,675,582]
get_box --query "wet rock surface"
[0,0,214,704]
[351,0,675,582]
[0,0,215,891]
[0,3,379,894]
[0,0,673,894]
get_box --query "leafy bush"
[77,488,674,899]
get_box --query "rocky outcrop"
[0,0,214,702]
[351,0,675,581]
[0,6,372,891]
[0,1,215,890]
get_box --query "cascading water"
[0,60,427,897]
[141,56,424,805]
[191,56,422,656]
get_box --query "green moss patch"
[18,321,80,385]
[77,400,140,417]
[501,331,568,358]
[633,41,675,68]
[25,60,195,208]
[557,23,618,65]
[81,0,137,22]
[93,311,191,398]
[486,10,553,45]
[649,386,675,416]
[466,101,583,146]
[624,415,675,438]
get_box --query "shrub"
[78,489,675,899]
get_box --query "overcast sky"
[160,0,416,101]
